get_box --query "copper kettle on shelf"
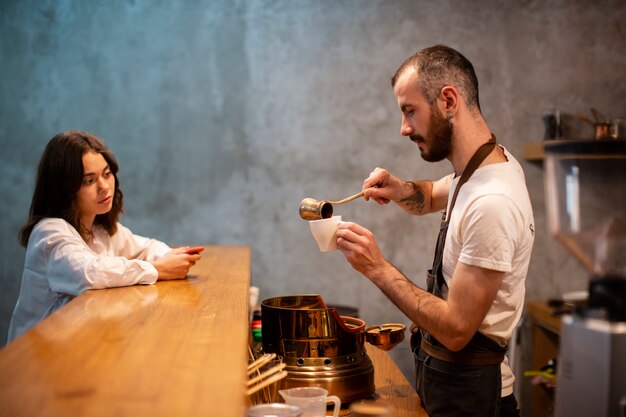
[577,108,613,140]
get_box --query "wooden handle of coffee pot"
[327,191,364,205]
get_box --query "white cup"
[308,216,342,252]
[279,387,341,417]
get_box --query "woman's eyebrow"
[83,164,110,177]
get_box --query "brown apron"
[411,135,507,365]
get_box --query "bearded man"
[336,45,534,417]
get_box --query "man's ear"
[439,85,459,114]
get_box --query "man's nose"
[400,116,413,136]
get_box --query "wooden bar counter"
[0,246,252,417]
[364,344,426,416]
[0,245,425,417]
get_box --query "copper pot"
[260,295,406,403]
[261,295,374,402]
[594,122,612,140]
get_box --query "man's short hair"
[391,44,481,113]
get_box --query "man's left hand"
[336,222,387,277]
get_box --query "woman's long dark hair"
[19,131,124,246]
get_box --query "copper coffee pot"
[298,191,364,220]
[577,108,613,140]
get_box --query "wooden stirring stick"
[247,353,276,375]
[247,362,287,387]
[245,370,288,396]
[326,191,364,205]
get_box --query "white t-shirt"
[442,146,535,397]
[8,218,171,342]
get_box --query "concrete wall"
[1,0,625,386]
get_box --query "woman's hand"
[336,222,388,277]
[151,247,201,280]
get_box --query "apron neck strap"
[447,134,497,218]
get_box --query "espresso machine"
[543,140,626,417]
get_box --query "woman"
[8,130,202,342]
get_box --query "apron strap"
[446,134,497,219]
[418,135,505,363]
[430,134,498,290]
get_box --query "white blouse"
[8,218,171,342]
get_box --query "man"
[336,45,534,417]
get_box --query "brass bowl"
[365,323,406,351]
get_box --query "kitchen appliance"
[543,139,626,417]
[261,295,405,403]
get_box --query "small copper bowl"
[365,323,406,351]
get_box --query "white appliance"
[543,140,626,417]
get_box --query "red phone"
[184,246,205,255]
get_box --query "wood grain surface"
[0,246,251,417]
[0,245,428,417]
[363,344,427,417]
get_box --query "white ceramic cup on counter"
[309,215,342,252]
[279,387,341,417]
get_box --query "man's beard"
[411,108,453,162]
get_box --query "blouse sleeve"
[111,223,171,261]
[31,219,160,296]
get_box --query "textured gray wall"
[1,0,625,386]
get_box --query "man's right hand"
[362,167,412,205]
[362,167,434,215]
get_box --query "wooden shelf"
[521,300,562,417]
[523,141,546,161]
[522,138,616,161]
[527,300,562,334]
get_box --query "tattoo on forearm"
[399,182,425,213]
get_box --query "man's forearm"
[366,262,467,351]
[397,180,433,215]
